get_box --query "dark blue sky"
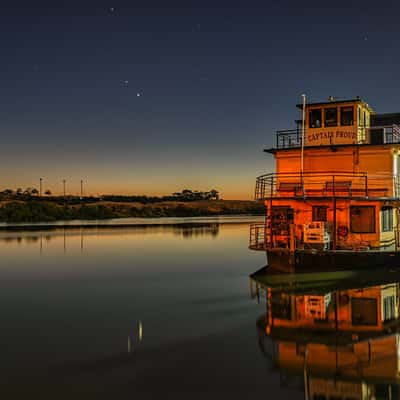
[1,1,399,198]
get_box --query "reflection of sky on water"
[0,220,268,398]
[0,215,264,227]
[0,223,221,245]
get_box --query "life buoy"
[337,225,349,237]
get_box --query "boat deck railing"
[255,171,398,200]
[249,223,269,250]
[249,222,292,250]
[276,129,303,149]
[273,124,400,150]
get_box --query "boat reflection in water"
[250,268,400,399]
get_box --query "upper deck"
[254,171,400,200]
[267,97,400,152]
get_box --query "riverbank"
[0,200,264,223]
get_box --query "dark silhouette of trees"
[0,186,220,204]
[171,189,219,201]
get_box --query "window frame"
[381,206,393,232]
[351,297,378,326]
[312,206,328,221]
[309,108,322,129]
[340,106,354,126]
[350,206,375,233]
[324,107,338,127]
[383,295,396,321]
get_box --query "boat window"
[350,206,375,233]
[312,206,327,221]
[383,295,396,321]
[324,107,337,127]
[340,106,354,126]
[309,109,322,128]
[381,206,393,232]
[351,298,377,326]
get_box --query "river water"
[2,216,398,399]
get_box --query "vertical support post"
[303,367,309,400]
[266,288,273,331]
[396,208,400,251]
[269,176,274,247]
[333,196,337,250]
[365,174,368,197]
[290,223,296,251]
[368,339,371,363]
[334,291,339,371]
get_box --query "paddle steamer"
[249,96,400,271]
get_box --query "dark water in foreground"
[1,218,399,399]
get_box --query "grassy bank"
[0,200,264,223]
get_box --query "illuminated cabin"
[252,277,400,399]
[250,97,400,271]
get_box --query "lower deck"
[250,197,400,252]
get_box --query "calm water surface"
[2,217,397,399]
[1,218,280,399]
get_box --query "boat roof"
[295,97,374,112]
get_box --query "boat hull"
[266,248,400,273]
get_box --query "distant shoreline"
[0,215,264,232]
[0,200,264,224]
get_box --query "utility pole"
[39,178,43,197]
[300,94,306,194]
[63,179,66,206]
[80,179,83,199]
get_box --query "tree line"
[0,188,220,204]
